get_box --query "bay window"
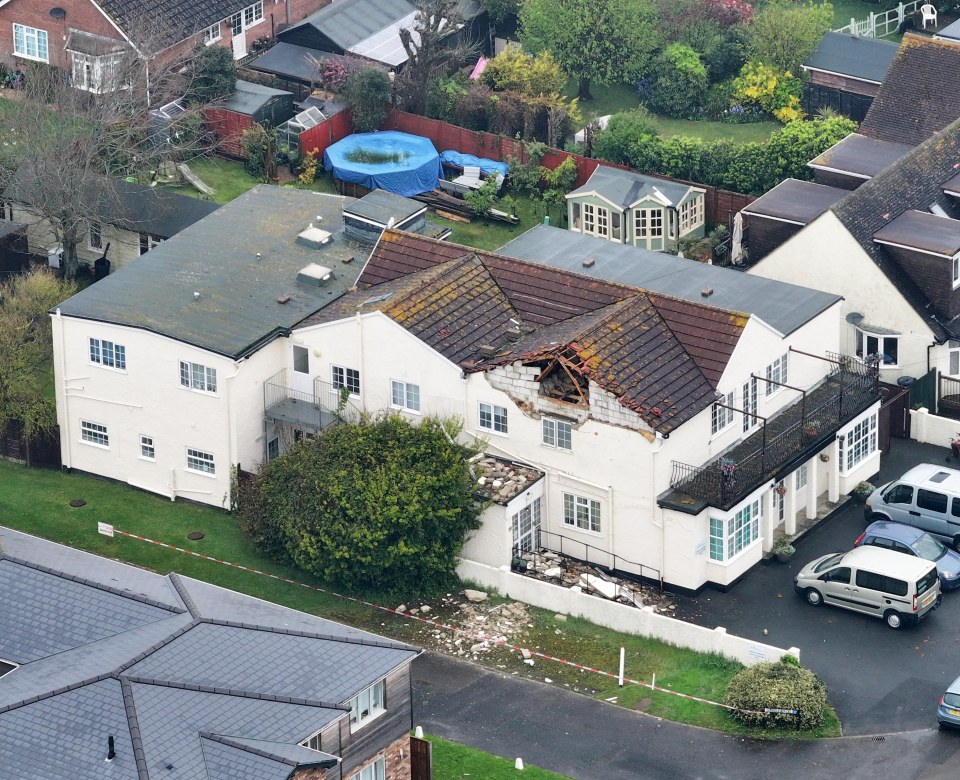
[709,499,760,562]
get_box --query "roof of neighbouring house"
[249,42,371,91]
[742,178,848,225]
[0,526,418,780]
[936,17,960,42]
[829,116,960,340]
[495,224,840,337]
[873,209,960,256]
[218,80,293,116]
[807,133,913,180]
[860,34,960,146]
[304,230,749,434]
[53,186,369,359]
[344,188,425,226]
[474,455,544,505]
[566,166,698,209]
[802,31,898,84]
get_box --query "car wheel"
[884,610,903,630]
[805,588,822,607]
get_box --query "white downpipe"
[54,309,73,469]
[223,360,244,509]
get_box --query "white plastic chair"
[921,3,937,29]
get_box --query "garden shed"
[205,80,295,158]
[342,189,429,244]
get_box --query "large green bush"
[646,43,709,119]
[725,660,827,730]
[590,109,661,166]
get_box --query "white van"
[865,464,960,548]
[794,546,941,629]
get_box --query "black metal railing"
[670,362,879,510]
[512,529,662,593]
[263,369,362,431]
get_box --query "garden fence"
[834,0,925,37]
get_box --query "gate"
[910,368,938,414]
[410,735,432,780]
[878,382,911,453]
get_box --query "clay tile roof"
[860,34,960,146]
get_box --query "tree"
[482,47,567,97]
[340,67,394,132]
[184,44,237,104]
[237,414,483,595]
[644,44,709,119]
[0,25,216,279]
[0,269,77,462]
[746,0,833,75]
[479,0,519,27]
[519,0,659,100]
[396,0,477,115]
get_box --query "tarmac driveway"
[671,438,960,736]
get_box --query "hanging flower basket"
[774,485,787,497]
[720,460,737,488]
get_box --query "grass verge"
[0,461,839,738]
[427,733,572,779]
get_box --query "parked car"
[864,464,960,548]
[855,520,960,591]
[938,674,960,730]
[794,546,941,629]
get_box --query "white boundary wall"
[458,559,799,667]
[910,407,957,450]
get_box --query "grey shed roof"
[54,186,371,359]
[567,166,698,209]
[742,178,849,225]
[803,31,898,83]
[344,189,425,226]
[496,225,841,336]
[936,18,960,41]
[220,80,292,116]
[0,526,418,780]
[808,133,913,180]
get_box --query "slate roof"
[219,80,292,116]
[873,209,960,256]
[54,186,369,359]
[0,527,418,780]
[249,43,368,89]
[802,31,898,84]
[830,116,960,340]
[742,178,848,225]
[323,230,748,433]
[807,133,913,180]
[566,166,697,209]
[496,225,840,337]
[95,0,265,49]
[860,34,960,146]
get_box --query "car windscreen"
[911,533,947,561]
[917,567,939,596]
[813,553,845,573]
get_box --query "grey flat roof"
[742,178,849,225]
[496,225,841,336]
[220,79,292,116]
[568,166,695,209]
[873,209,960,256]
[936,18,960,41]
[54,186,369,359]
[344,188,425,225]
[808,133,913,179]
[803,31,898,83]
[250,42,361,95]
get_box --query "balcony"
[662,355,880,514]
[264,369,362,432]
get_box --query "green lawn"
[429,734,572,779]
[0,460,840,738]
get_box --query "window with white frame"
[679,196,704,233]
[742,376,758,432]
[139,233,162,255]
[765,353,788,396]
[180,361,217,393]
[13,24,48,62]
[563,492,601,533]
[838,413,878,474]
[349,679,385,732]
[711,390,734,436]
[243,1,264,28]
[479,402,508,434]
[635,208,664,239]
[71,52,127,93]
[267,437,280,461]
[542,417,572,450]
[350,756,386,780]
[186,447,215,474]
[140,435,155,460]
[855,327,899,367]
[89,338,126,370]
[332,365,361,395]
[0,201,12,221]
[512,497,541,554]
[88,221,103,251]
[709,499,760,562]
[610,211,622,241]
[795,463,808,490]
[954,254,960,289]
[390,380,420,412]
[203,22,222,44]
[301,730,323,752]
[950,342,960,377]
[80,420,109,447]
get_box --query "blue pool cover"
[440,150,509,177]
[324,131,442,197]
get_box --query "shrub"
[591,108,661,166]
[732,61,804,124]
[340,67,392,133]
[646,44,709,119]
[705,0,754,26]
[298,150,319,185]
[725,661,827,730]
[186,44,237,104]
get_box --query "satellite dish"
[49,6,66,19]
[845,312,864,326]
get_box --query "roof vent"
[297,263,334,287]
[478,344,498,357]
[582,258,596,268]
[106,735,115,762]
[297,222,333,248]
[277,295,291,304]
[701,287,714,298]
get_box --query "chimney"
[106,735,116,762]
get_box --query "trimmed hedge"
[725,661,827,730]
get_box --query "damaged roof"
[0,526,418,780]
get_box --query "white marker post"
[618,647,625,687]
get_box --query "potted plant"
[802,420,820,439]
[773,537,796,564]
[720,459,737,488]
[850,481,875,503]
